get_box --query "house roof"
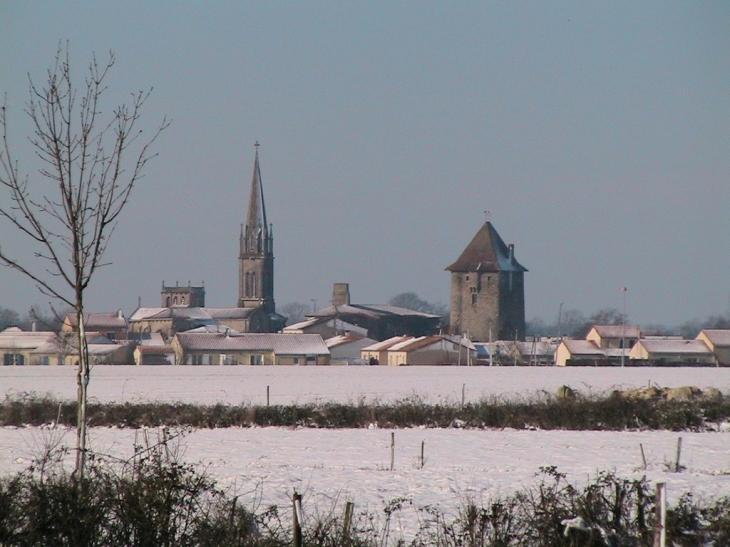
[589,325,641,339]
[560,339,605,356]
[325,334,369,349]
[0,327,56,350]
[446,222,527,273]
[636,339,712,355]
[361,335,414,352]
[698,329,730,347]
[388,336,446,352]
[309,303,440,320]
[203,307,258,319]
[65,312,127,329]
[175,332,329,355]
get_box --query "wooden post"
[674,437,682,472]
[390,432,395,471]
[420,440,425,469]
[343,501,354,537]
[640,443,647,470]
[461,383,466,408]
[654,482,666,547]
[293,491,303,547]
[267,385,270,407]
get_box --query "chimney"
[332,283,351,306]
[117,309,123,319]
[31,321,36,332]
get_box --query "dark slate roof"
[446,222,527,273]
[309,304,440,320]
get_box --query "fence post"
[461,383,466,408]
[640,443,647,470]
[343,501,354,538]
[674,437,682,472]
[267,385,270,407]
[420,440,425,469]
[390,432,395,471]
[654,482,666,547]
[293,491,303,547]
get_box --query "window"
[173,296,178,305]
[3,354,11,366]
[181,296,186,305]
[471,294,478,305]
[57,356,64,366]
[42,356,50,365]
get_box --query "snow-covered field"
[1,366,730,535]
[2,365,730,404]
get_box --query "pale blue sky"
[1,2,729,326]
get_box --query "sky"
[0,2,729,327]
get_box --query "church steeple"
[238,144,275,311]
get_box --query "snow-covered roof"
[388,336,452,353]
[561,339,604,356]
[589,325,641,339]
[698,329,730,347]
[636,339,712,355]
[325,334,367,349]
[65,311,127,329]
[0,328,56,350]
[361,335,413,352]
[175,332,329,355]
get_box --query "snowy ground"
[2,365,730,404]
[1,425,729,537]
[1,366,730,536]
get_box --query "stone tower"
[446,222,527,342]
[238,145,275,313]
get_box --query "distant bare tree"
[0,305,20,330]
[0,44,167,477]
[279,302,309,325]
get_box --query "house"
[629,339,714,366]
[385,335,476,366]
[0,326,56,365]
[171,332,330,365]
[325,333,377,364]
[554,339,608,366]
[128,306,272,339]
[283,317,368,338]
[130,332,175,365]
[446,221,527,341]
[62,310,128,341]
[585,325,640,349]
[31,332,132,365]
[695,330,730,366]
[360,336,414,365]
[308,283,441,342]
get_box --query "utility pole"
[621,287,628,367]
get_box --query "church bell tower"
[238,143,275,313]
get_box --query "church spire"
[244,142,268,253]
[239,143,275,313]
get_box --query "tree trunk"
[74,303,90,478]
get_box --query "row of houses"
[555,325,730,366]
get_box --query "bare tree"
[0,44,167,477]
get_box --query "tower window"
[471,294,478,305]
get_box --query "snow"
[1,426,729,537]
[2,365,730,537]
[2,365,729,405]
